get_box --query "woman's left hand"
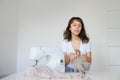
[80,54,87,61]
[80,52,92,63]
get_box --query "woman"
[61,17,92,72]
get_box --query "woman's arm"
[64,53,70,66]
[86,51,92,63]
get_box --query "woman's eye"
[78,25,82,27]
[73,25,76,26]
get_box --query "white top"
[61,39,91,68]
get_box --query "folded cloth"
[73,57,90,72]
[73,50,91,79]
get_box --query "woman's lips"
[74,30,79,32]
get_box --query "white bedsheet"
[1,72,120,80]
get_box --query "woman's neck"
[71,34,80,41]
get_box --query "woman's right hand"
[68,53,77,61]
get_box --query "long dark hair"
[63,17,89,43]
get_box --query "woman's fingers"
[80,54,87,60]
[68,53,78,61]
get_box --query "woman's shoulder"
[61,39,70,46]
[61,39,70,50]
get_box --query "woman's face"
[69,20,82,36]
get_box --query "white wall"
[0,0,18,78]
[1,0,120,77]
[17,0,108,72]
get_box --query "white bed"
[2,47,119,80]
[1,72,120,80]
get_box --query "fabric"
[61,39,91,69]
[73,54,91,73]
[24,66,82,79]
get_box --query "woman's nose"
[76,25,79,28]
